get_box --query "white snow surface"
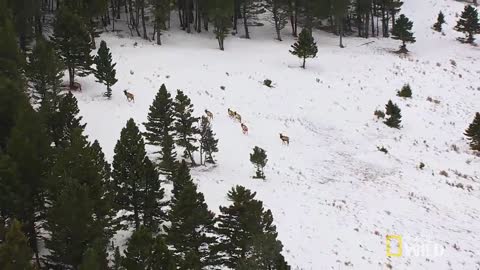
[73,0,480,269]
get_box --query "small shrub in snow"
[250,146,268,179]
[220,86,226,90]
[374,110,385,119]
[433,11,446,32]
[397,84,412,98]
[439,170,449,177]
[377,146,388,154]
[263,79,273,87]
[419,162,425,170]
[384,100,402,129]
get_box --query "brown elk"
[228,108,235,118]
[279,133,289,145]
[234,112,242,123]
[241,123,248,135]
[123,90,135,102]
[205,109,214,120]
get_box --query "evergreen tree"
[289,28,318,69]
[433,11,446,32]
[26,37,64,103]
[150,0,170,45]
[79,247,102,270]
[384,100,402,129]
[208,0,234,50]
[241,0,265,39]
[464,112,480,151]
[170,160,193,199]
[173,90,200,166]
[397,84,412,98]
[122,226,175,270]
[159,131,177,175]
[46,129,113,269]
[144,84,174,150]
[0,4,25,84]
[0,78,29,151]
[52,92,86,147]
[0,154,18,221]
[51,7,93,88]
[199,116,219,165]
[6,103,50,265]
[391,14,416,52]
[265,0,289,41]
[0,220,33,270]
[250,146,268,179]
[215,186,289,269]
[113,119,166,230]
[94,40,118,98]
[454,5,480,44]
[164,164,216,268]
[113,246,124,270]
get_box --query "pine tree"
[265,0,289,41]
[0,78,29,151]
[241,0,265,39]
[0,154,18,221]
[289,28,318,69]
[199,116,219,165]
[6,103,50,265]
[208,0,234,50]
[46,129,113,269]
[384,100,402,129]
[173,90,200,166]
[0,220,33,270]
[113,119,166,230]
[465,112,480,151]
[170,160,193,199]
[250,146,268,179]
[144,84,174,150]
[150,0,170,45]
[215,186,289,269]
[433,11,446,32]
[165,164,216,268]
[79,247,102,270]
[94,40,118,98]
[391,14,416,52]
[397,84,412,98]
[26,37,64,103]
[454,5,480,44]
[0,4,25,84]
[52,92,86,147]
[122,227,175,270]
[159,131,177,175]
[51,7,93,88]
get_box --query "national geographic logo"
[386,235,445,258]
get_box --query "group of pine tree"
[0,2,290,269]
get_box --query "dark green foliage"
[199,116,219,165]
[79,247,103,270]
[170,160,192,199]
[264,79,273,87]
[433,11,445,32]
[215,186,290,269]
[391,14,415,52]
[165,163,216,268]
[150,0,170,45]
[208,0,234,50]
[173,90,199,165]
[122,227,175,270]
[0,155,18,220]
[464,112,480,151]
[46,129,113,269]
[454,5,480,44]
[0,78,29,151]
[112,119,165,230]
[52,92,86,147]
[384,100,402,129]
[27,37,64,103]
[0,7,25,84]
[94,40,117,98]
[289,28,318,68]
[0,220,33,270]
[374,110,385,119]
[144,84,174,147]
[397,84,412,98]
[51,7,93,87]
[250,146,268,179]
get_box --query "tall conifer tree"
[454,5,480,44]
[93,40,117,98]
[465,112,480,151]
[173,90,199,166]
[289,28,318,68]
[391,14,416,52]
[0,220,33,270]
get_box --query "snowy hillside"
[73,0,480,269]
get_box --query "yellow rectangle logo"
[386,235,402,257]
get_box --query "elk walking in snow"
[279,133,289,145]
[123,90,135,102]
[205,109,214,120]
[241,123,249,135]
[234,112,242,123]
[228,108,235,118]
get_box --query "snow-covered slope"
[74,0,480,269]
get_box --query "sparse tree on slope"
[199,116,219,165]
[384,100,402,129]
[433,11,446,32]
[94,40,117,98]
[290,28,318,69]
[465,112,480,151]
[454,5,480,44]
[208,0,234,50]
[391,14,416,52]
[265,0,289,41]
[250,146,268,179]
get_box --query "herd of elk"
[123,90,135,102]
